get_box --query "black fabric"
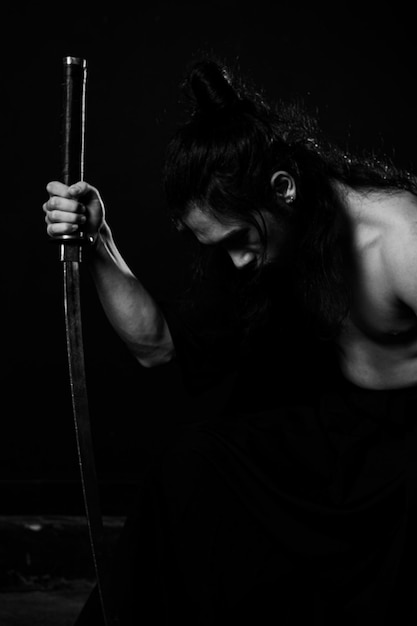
[74,261,417,624]
[75,380,417,625]
[159,248,341,407]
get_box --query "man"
[43,59,417,624]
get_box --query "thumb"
[68,181,91,198]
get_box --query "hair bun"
[185,59,241,114]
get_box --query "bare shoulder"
[384,188,417,217]
[342,185,417,249]
[352,187,417,220]
[382,190,417,252]
[381,190,417,308]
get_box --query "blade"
[63,257,119,626]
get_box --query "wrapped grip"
[59,56,88,249]
[62,56,87,186]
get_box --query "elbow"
[125,319,176,368]
[135,346,176,368]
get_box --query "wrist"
[84,222,111,259]
[83,230,103,260]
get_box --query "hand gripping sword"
[54,56,119,626]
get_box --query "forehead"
[183,205,247,245]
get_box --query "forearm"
[87,223,175,367]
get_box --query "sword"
[55,56,119,626]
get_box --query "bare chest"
[337,288,417,389]
[334,185,417,388]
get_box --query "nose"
[229,250,256,269]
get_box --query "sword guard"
[51,234,94,262]
[58,237,93,262]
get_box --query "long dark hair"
[163,57,417,337]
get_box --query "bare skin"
[182,187,417,389]
[335,186,417,389]
[43,178,417,389]
[43,180,174,368]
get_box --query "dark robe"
[75,255,417,625]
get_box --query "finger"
[46,181,72,198]
[45,208,87,225]
[46,221,80,237]
[67,181,92,198]
[45,196,86,214]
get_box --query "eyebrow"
[209,226,250,246]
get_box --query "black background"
[3,1,417,515]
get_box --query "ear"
[270,171,297,204]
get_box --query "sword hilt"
[57,56,88,251]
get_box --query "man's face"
[183,204,293,272]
